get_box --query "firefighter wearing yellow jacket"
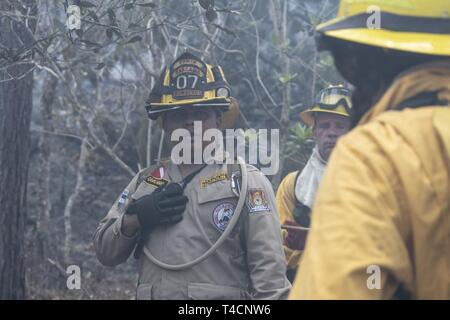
[290,0,450,299]
[275,86,351,281]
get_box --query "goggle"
[313,86,351,112]
[316,97,352,115]
[316,87,351,104]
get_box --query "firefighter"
[276,85,351,282]
[93,52,291,300]
[290,0,450,299]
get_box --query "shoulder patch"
[246,189,270,213]
[145,166,168,187]
[200,171,229,188]
[145,176,168,187]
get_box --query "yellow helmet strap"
[320,11,450,35]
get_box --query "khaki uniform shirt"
[94,161,291,300]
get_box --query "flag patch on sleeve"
[117,189,129,209]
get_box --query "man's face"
[313,113,350,161]
[162,107,222,149]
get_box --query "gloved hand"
[125,183,188,232]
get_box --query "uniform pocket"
[136,283,153,300]
[196,180,240,235]
[187,282,243,300]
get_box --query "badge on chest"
[212,202,236,232]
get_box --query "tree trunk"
[0,0,37,299]
[271,0,291,188]
[63,138,89,263]
[30,74,58,291]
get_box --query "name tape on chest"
[200,171,229,188]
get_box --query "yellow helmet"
[300,85,352,126]
[316,0,450,56]
[145,52,239,128]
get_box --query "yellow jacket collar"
[360,60,450,125]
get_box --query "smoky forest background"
[0,0,345,299]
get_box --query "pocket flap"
[197,180,237,204]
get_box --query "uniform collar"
[167,161,224,184]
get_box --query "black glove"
[125,183,188,231]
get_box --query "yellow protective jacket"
[276,171,303,270]
[290,61,450,299]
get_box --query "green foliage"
[21,0,343,298]
[285,123,314,167]
[279,72,298,85]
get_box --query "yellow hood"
[360,60,450,124]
